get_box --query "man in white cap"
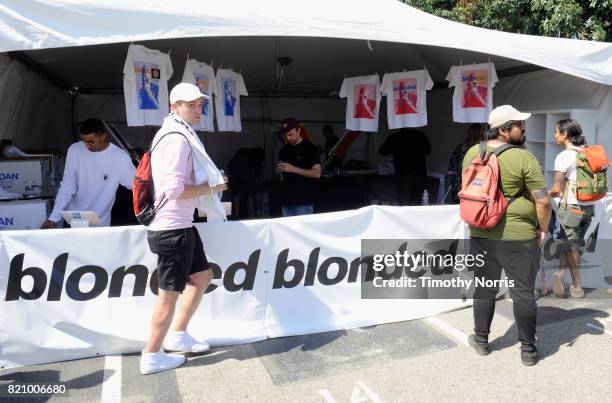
[462,105,551,366]
[140,83,227,375]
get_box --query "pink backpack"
[459,142,521,229]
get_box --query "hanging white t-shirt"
[381,70,433,128]
[339,75,381,132]
[181,59,217,132]
[446,63,498,123]
[123,44,173,126]
[215,69,248,132]
[48,142,135,226]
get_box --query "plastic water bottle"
[422,190,429,206]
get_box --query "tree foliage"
[403,0,612,41]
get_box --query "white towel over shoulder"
[160,114,227,222]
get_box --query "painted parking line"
[100,355,122,403]
[318,389,339,403]
[318,381,385,403]
[356,381,385,403]
[424,317,469,346]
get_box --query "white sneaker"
[140,350,185,375]
[569,286,585,298]
[552,271,565,298]
[164,331,210,353]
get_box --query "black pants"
[470,238,540,351]
[397,174,425,206]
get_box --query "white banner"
[1,204,611,369]
[0,221,270,368]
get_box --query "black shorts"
[147,227,210,292]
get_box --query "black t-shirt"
[279,140,321,206]
[379,129,431,177]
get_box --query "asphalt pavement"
[1,289,611,403]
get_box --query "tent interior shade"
[11,36,530,96]
[2,0,612,199]
[1,0,611,85]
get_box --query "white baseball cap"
[488,105,531,129]
[169,83,209,104]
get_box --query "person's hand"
[40,220,56,229]
[211,183,228,194]
[277,162,295,174]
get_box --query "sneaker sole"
[522,358,538,366]
[552,272,565,298]
[164,345,210,354]
[140,357,186,375]
[468,336,490,356]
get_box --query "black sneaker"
[468,335,490,356]
[521,348,539,366]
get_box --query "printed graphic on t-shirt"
[393,79,418,115]
[194,74,210,116]
[133,62,161,110]
[221,79,237,116]
[353,84,377,119]
[461,69,488,108]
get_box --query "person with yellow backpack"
[549,119,610,298]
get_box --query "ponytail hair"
[557,119,586,146]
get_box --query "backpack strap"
[149,131,187,152]
[148,131,189,212]
[478,141,490,162]
[492,143,519,157]
[561,148,580,208]
[491,143,525,202]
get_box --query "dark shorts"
[147,227,210,292]
[557,204,595,253]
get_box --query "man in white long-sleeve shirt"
[140,83,227,375]
[40,118,135,228]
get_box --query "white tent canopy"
[1,0,612,85]
[1,0,612,184]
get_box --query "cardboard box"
[0,156,52,197]
[0,198,51,230]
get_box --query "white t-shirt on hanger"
[381,70,433,128]
[446,62,498,123]
[181,59,217,132]
[339,75,381,132]
[123,44,173,126]
[215,69,248,132]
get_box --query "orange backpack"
[459,142,521,229]
[573,145,610,202]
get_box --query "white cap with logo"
[488,105,531,129]
[169,83,209,104]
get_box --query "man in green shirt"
[463,105,551,366]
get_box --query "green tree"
[403,0,612,41]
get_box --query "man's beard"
[509,134,526,146]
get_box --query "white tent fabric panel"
[1,0,611,85]
[494,70,610,112]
